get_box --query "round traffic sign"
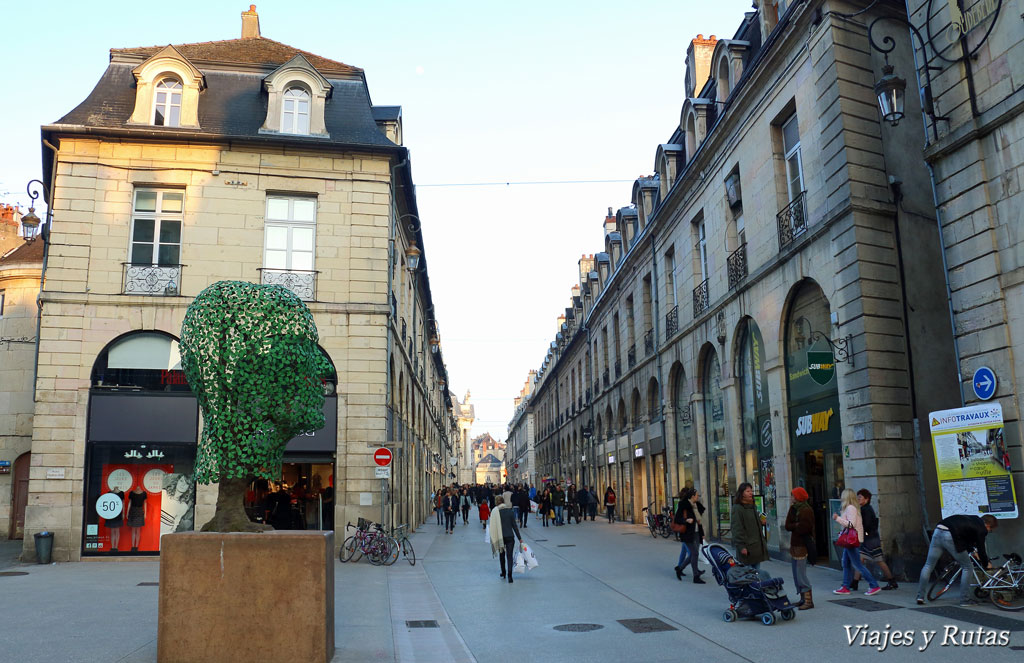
[373,448,393,467]
[972,366,997,401]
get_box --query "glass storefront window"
[674,370,699,494]
[739,321,776,523]
[703,351,731,537]
[83,442,196,555]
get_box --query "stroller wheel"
[760,613,776,626]
[780,609,795,621]
[723,609,737,623]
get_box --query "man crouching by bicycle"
[916,514,998,607]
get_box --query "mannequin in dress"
[125,485,148,552]
[104,491,125,552]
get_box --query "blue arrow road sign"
[972,366,997,401]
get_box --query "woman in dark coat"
[785,486,816,609]
[731,482,769,568]
[442,489,457,534]
[674,488,706,583]
[539,489,552,527]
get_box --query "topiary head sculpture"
[180,280,329,531]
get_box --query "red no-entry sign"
[373,448,393,467]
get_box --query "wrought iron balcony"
[627,344,636,369]
[693,279,710,318]
[644,329,654,356]
[602,369,610,389]
[122,263,183,296]
[259,268,317,301]
[777,191,807,250]
[614,360,621,380]
[727,242,747,290]
[665,305,679,338]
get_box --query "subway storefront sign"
[789,394,842,455]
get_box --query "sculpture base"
[158,531,334,663]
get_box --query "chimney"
[241,5,260,39]
[687,34,718,98]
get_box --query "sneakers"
[882,580,899,590]
[864,587,881,596]
[959,599,980,607]
[916,597,926,605]
[833,587,851,595]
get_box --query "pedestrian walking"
[575,485,588,524]
[529,483,537,501]
[442,488,457,534]
[478,499,490,529]
[673,488,706,583]
[460,488,471,525]
[915,513,997,606]
[731,482,768,569]
[587,486,598,521]
[433,488,443,525]
[540,489,552,527]
[785,486,815,610]
[488,496,522,584]
[850,489,897,591]
[604,487,616,523]
[552,484,566,525]
[511,485,522,524]
[832,488,880,596]
[516,488,531,528]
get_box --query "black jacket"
[674,500,704,543]
[938,515,991,567]
[498,507,522,541]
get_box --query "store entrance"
[795,448,843,566]
[9,452,30,539]
[253,461,335,531]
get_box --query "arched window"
[153,78,182,127]
[702,349,731,536]
[282,87,311,135]
[738,320,773,520]
[673,366,698,493]
[91,331,186,391]
[716,57,731,103]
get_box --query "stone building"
[899,0,1024,552]
[0,229,43,541]
[516,0,996,566]
[453,390,476,484]
[507,370,537,485]
[20,6,453,561]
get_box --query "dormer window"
[282,87,311,135]
[153,78,183,127]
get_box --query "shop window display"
[85,443,196,554]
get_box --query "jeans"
[842,546,878,589]
[606,506,615,522]
[678,541,690,569]
[588,504,598,520]
[499,537,516,578]
[554,505,563,525]
[791,556,811,593]
[444,511,456,532]
[677,541,700,575]
[435,507,442,524]
[916,529,972,603]
[461,506,470,523]
[513,506,520,522]
[519,509,529,527]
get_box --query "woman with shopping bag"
[488,496,522,584]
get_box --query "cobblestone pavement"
[2,515,1023,662]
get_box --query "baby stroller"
[701,543,799,625]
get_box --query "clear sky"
[0,0,752,440]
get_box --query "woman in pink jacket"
[832,488,880,596]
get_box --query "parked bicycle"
[928,550,1024,610]
[339,518,398,566]
[392,523,416,566]
[642,503,672,539]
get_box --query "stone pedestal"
[158,531,334,663]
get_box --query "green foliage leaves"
[180,281,328,484]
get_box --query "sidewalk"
[1,517,1022,662]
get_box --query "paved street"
[2,519,1023,662]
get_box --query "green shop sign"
[807,350,836,386]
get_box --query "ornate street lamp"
[405,240,421,272]
[21,180,45,241]
[874,64,906,127]
[429,333,440,354]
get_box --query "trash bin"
[34,531,54,564]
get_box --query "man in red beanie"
[785,486,816,609]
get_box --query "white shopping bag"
[529,500,539,513]
[484,522,490,544]
[513,547,527,574]
[521,542,538,570]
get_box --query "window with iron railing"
[627,344,636,369]
[727,242,747,289]
[665,305,679,338]
[644,329,654,356]
[777,191,807,250]
[260,268,318,301]
[693,279,710,317]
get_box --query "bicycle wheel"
[646,516,657,538]
[988,569,1024,611]
[367,540,385,565]
[381,537,400,566]
[927,563,959,601]
[659,520,672,538]
[340,536,360,563]
[402,538,416,566]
